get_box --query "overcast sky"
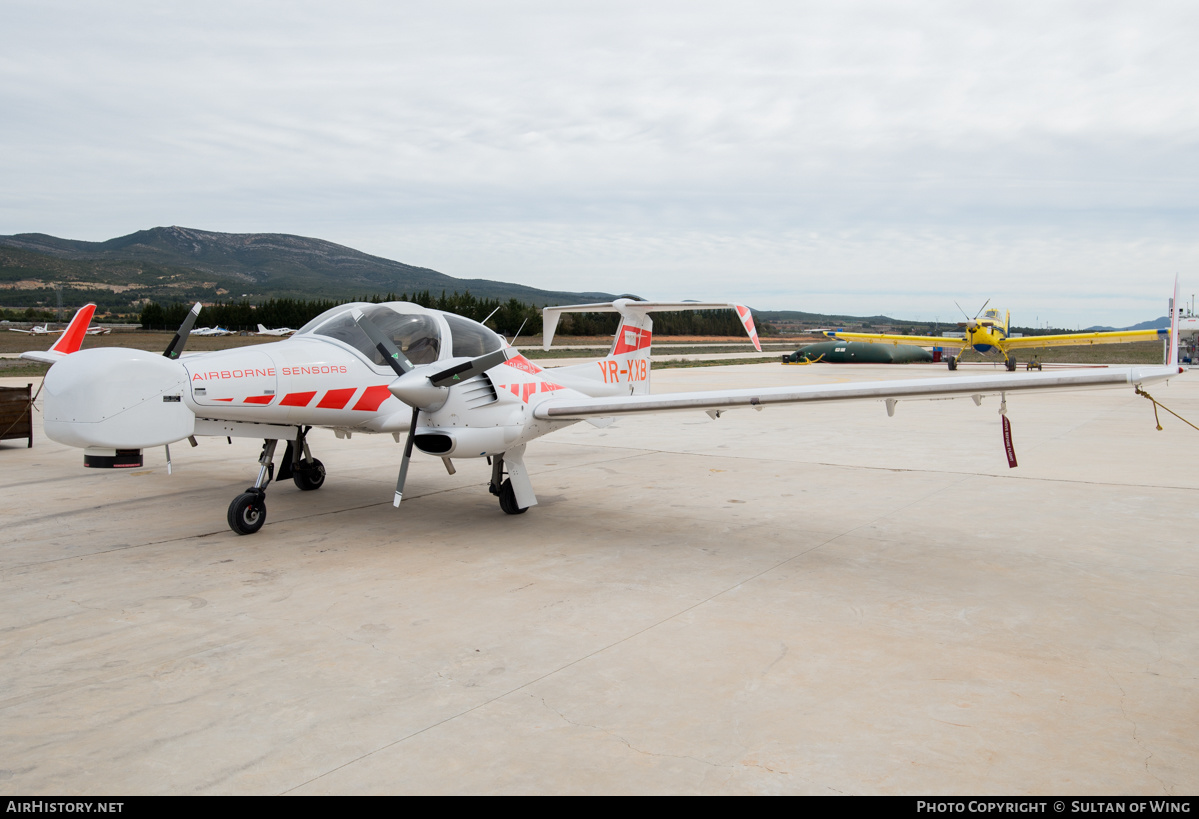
[2,1,1196,325]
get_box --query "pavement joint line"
[0,637,254,711]
[542,440,1198,491]
[285,466,964,794]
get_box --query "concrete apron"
[0,364,1196,795]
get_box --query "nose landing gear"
[226,427,325,535]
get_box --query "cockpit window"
[314,305,442,366]
[442,313,503,358]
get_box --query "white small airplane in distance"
[22,284,1182,537]
[253,324,297,336]
[191,326,234,337]
[8,323,55,335]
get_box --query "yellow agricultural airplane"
[824,303,1170,370]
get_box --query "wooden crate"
[0,383,33,448]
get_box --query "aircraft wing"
[533,364,1180,420]
[822,331,965,349]
[998,328,1169,351]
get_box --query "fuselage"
[962,308,1007,354]
[40,302,586,459]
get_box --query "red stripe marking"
[280,391,316,407]
[243,395,273,405]
[504,355,543,374]
[317,388,357,409]
[214,398,234,402]
[521,383,535,402]
[352,384,392,411]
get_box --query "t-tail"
[541,299,761,397]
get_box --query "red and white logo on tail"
[612,324,652,356]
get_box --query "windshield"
[314,304,442,366]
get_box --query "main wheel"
[228,492,266,535]
[1005,359,1016,372]
[498,478,528,515]
[293,458,325,491]
[947,358,958,371]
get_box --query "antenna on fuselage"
[509,317,528,347]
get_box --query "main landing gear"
[1004,357,1017,372]
[488,453,529,515]
[227,427,325,535]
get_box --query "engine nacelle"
[43,348,195,450]
[412,425,521,458]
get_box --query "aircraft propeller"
[351,309,511,507]
[163,303,202,360]
[954,299,991,332]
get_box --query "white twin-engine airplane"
[23,286,1183,536]
[253,324,297,336]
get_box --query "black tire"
[947,358,957,371]
[228,492,266,535]
[498,478,528,515]
[1005,359,1016,372]
[293,458,325,491]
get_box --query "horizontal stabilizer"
[543,299,761,351]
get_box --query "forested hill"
[0,226,615,309]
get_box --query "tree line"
[138,291,773,338]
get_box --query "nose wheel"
[228,489,266,535]
[225,430,326,535]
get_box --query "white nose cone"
[388,370,449,411]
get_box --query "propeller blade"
[393,406,420,507]
[351,308,413,377]
[163,303,202,360]
[428,348,511,388]
[974,299,991,319]
[954,301,970,321]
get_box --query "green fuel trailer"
[783,340,934,364]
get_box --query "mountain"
[0,226,614,309]
[1083,317,1170,332]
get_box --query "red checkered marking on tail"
[612,324,652,355]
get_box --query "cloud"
[1,0,1196,324]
